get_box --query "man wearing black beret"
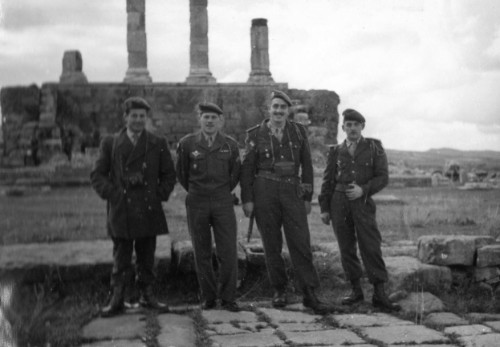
[318,108,400,312]
[91,96,176,317]
[176,102,241,311]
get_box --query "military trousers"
[253,177,320,291]
[110,236,157,289]
[330,192,388,284]
[186,193,238,303]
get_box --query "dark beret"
[198,102,223,115]
[271,90,292,107]
[123,97,151,111]
[342,109,366,123]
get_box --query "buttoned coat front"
[91,128,176,239]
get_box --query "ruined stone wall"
[1,83,339,164]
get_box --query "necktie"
[274,128,283,142]
[348,141,357,156]
[131,133,139,146]
[208,136,214,147]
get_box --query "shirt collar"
[345,137,361,147]
[127,129,143,142]
[202,131,218,141]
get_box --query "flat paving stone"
[361,325,449,345]
[459,333,500,347]
[81,340,146,347]
[209,329,284,347]
[258,308,321,323]
[202,310,258,324]
[276,322,327,332]
[444,324,492,336]
[331,313,413,328]
[206,323,251,335]
[157,313,196,347]
[81,314,146,340]
[424,312,469,326]
[483,320,500,332]
[235,322,270,332]
[284,329,366,345]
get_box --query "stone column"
[248,18,274,84]
[59,50,88,84]
[186,0,216,84]
[124,0,152,84]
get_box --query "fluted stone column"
[248,18,274,84]
[124,0,152,84]
[186,0,216,84]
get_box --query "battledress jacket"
[91,128,176,239]
[318,137,388,213]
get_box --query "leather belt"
[256,171,300,185]
[334,183,351,192]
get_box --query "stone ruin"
[0,0,339,166]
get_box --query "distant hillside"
[386,148,500,172]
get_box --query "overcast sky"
[1,0,499,151]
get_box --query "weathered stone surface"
[332,313,413,328]
[206,323,250,335]
[417,235,494,266]
[477,245,500,267]
[248,19,274,84]
[157,313,197,347]
[276,322,327,332]
[258,308,321,323]
[209,329,283,347]
[81,340,146,347]
[444,324,492,336]
[81,314,146,340]
[60,50,88,84]
[483,320,500,332]
[284,329,365,345]
[235,322,270,333]
[424,312,469,327]
[466,313,500,323]
[398,292,444,314]
[126,0,145,13]
[385,256,452,293]
[127,32,148,53]
[0,235,171,283]
[459,333,500,347]
[202,310,258,324]
[474,266,500,282]
[361,325,449,345]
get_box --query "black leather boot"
[302,287,330,315]
[341,280,364,305]
[139,286,169,312]
[372,282,401,312]
[101,284,125,318]
[272,288,287,308]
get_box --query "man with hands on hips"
[318,108,400,312]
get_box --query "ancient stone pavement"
[80,303,500,347]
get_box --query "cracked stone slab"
[361,325,449,345]
[284,329,366,345]
[202,310,259,324]
[157,313,196,347]
[444,324,492,336]
[81,340,146,347]
[424,312,469,326]
[257,308,321,323]
[459,333,500,347]
[483,320,500,332]
[331,313,413,328]
[81,314,146,340]
[209,329,284,347]
[276,322,327,332]
[236,322,270,333]
[206,323,251,335]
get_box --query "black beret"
[123,97,151,111]
[270,90,292,107]
[198,102,223,115]
[342,109,366,123]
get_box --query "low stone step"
[0,235,172,283]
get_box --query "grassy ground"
[1,181,500,346]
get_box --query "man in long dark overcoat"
[91,97,176,317]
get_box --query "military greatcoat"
[91,128,176,239]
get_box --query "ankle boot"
[101,285,125,318]
[341,280,364,305]
[372,282,401,312]
[139,286,169,312]
[302,287,330,315]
